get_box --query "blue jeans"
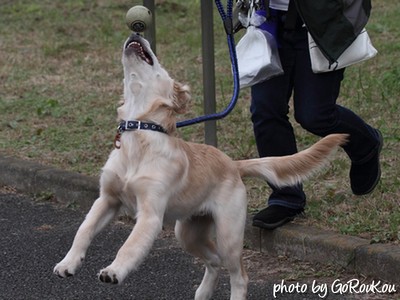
[250,19,380,209]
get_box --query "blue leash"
[176,0,240,128]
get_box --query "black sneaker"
[252,205,304,230]
[350,129,383,195]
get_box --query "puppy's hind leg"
[175,215,221,300]
[214,184,248,300]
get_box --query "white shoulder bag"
[308,29,378,73]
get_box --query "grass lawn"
[1,0,399,243]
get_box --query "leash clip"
[114,131,122,149]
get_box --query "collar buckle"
[114,120,167,149]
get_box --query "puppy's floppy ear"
[172,81,191,114]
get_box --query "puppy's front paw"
[53,256,83,278]
[54,263,75,278]
[98,267,123,284]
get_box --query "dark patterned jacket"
[294,0,372,63]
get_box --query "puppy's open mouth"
[126,40,154,66]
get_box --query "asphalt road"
[0,191,373,300]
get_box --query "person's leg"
[250,26,306,229]
[292,27,382,195]
[250,75,306,207]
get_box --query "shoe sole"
[352,129,383,196]
[252,216,295,230]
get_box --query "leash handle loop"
[176,0,239,128]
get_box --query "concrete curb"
[0,155,98,212]
[1,154,399,285]
[245,221,400,285]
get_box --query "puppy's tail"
[235,134,348,187]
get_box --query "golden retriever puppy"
[54,33,347,300]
